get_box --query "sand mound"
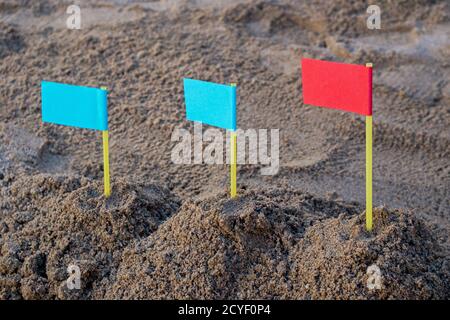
[108,189,449,299]
[0,174,180,299]
[0,180,448,300]
[0,0,448,301]
[289,209,449,299]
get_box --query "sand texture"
[0,0,449,299]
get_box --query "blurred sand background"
[0,0,449,299]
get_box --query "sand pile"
[108,189,449,299]
[0,174,180,299]
[0,178,448,299]
[0,0,448,300]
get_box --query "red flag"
[301,58,372,116]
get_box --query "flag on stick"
[183,78,238,198]
[301,58,373,230]
[41,81,111,197]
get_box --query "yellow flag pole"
[230,83,237,198]
[230,130,237,198]
[100,86,111,198]
[365,63,373,231]
[366,115,373,231]
[102,130,111,197]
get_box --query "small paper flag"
[183,78,236,131]
[42,81,108,131]
[301,58,374,231]
[301,58,372,116]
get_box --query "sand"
[107,189,449,299]
[1,180,448,299]
[0,0,449,299]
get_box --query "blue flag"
[42,81,108,131]
[183,78,236,131]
